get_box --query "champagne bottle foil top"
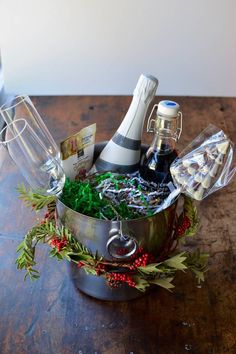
[133,74,158,103]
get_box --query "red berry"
[77,261,84,268]
[177,227,184,236]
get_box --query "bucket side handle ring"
[106,226,138,260]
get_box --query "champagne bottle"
[139,100,182,184]
[93,74,158,173]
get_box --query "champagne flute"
[0,119,65,196]
[0,95,61,163]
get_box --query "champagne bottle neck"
[93,74,158,174]
[116,74,158,140]
[117,95,150,141]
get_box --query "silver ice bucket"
[56,143,178,301]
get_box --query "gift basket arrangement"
[0,74,235,301]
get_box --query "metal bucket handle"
[106,221,138,260]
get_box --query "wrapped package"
[170,124,235,200]
[60,123,96,180]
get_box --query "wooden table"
[0,96,236,354]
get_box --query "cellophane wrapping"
[170,124,235,201]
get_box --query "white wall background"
[0,0,236,96]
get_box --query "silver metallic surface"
[57,143,178,301]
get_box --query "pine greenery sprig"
[175,196,200,239]
[134,251,208,292]
[16,184,208,292]
[15,219,96,280]
[183,197,199,237]
[16,222,55,280]
[17,184,56,211]
[16,219,208,291]
[184,249,209,283]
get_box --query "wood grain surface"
[0,96,236,354]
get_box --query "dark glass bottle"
[140,100,182,184]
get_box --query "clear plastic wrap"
[170,124,236,200]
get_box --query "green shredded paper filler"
[60,175,141,220]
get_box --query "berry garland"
[16,184,208,292]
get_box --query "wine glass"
[0,119,65,196]
[0,95,61,163]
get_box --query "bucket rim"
[56,194,180,224]
[57,141,180,222]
